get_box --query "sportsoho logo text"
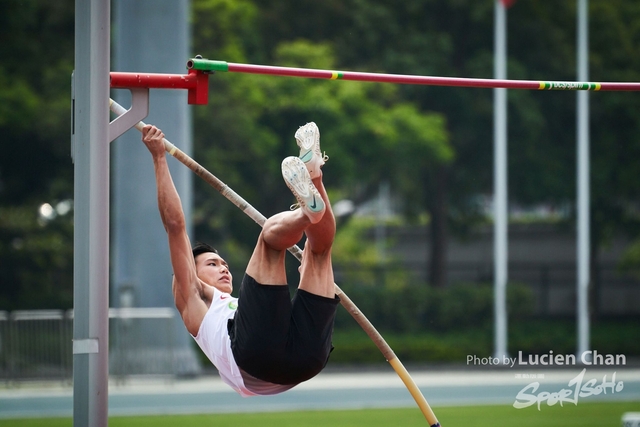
[465,351,627,410]
[513,368,624,410]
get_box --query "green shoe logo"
[309,196,322,211]
[300,151,313,163]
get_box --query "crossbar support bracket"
[108,88,149,143]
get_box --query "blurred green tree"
[191,0,452,272]
[250,0,640,288]
[0,1,74,310]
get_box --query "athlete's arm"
[142,125,208,335]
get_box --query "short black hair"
[192,242,218,260]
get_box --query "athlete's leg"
[292,123,336,298]
[245,208,310,285]
[295,173,335,298]
[246,121,334,295]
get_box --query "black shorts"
[228,274,340,385]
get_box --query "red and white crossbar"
[187,58,640,92]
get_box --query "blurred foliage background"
[1,0,640,361]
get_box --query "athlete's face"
[195,252,232,294]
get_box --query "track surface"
[1,368,638,418]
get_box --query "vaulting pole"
[109,99,441,427]
[187,58,640,91]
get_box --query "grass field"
[2,401,639,427]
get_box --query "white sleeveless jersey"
[192,288,257,397]
[192,288,292,397]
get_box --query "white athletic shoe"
[295,122,328,179]
[281,156,326,224]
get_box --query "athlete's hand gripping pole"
[109,99,441,427]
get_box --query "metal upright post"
[493,0,509,360]
[72,0,110,424]
[576,0,591,362]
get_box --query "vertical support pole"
[576,0,591,361]
[493,0,509,360]
[73,0,110,424]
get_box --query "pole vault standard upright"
[73,0,110,425]
[187,57,640,91]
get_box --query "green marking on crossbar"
[540,81,601,91]
[189,58,229,72]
